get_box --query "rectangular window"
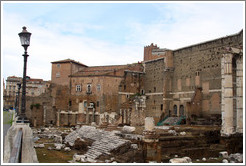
[87,84,92,94]
[84,101,87,107]
[76,85,82,92]
[97,101,99,107]
[56,72,60,78]
[97,84,101,91]
[57,64,61,68]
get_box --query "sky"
[1,1,244,81]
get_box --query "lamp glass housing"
[18,26,31,48]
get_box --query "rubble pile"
[65,126,130,162]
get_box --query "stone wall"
[143,30,243,125]
[170,30,243,119]
[26,85,56,127]
[143,58,165,123]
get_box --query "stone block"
[169,157,192,163]
[145,117,155,131]
[229,153,243,163]
[131,144,138,149]
[219,151,228,158]
[236,88,243,97]
[222,159,229,163]
[224,88,233,97]
[64,147,71,151]
[122,126,135,133]
[236,98,243,108]
[54,135,62,143]
[223,76,233,88]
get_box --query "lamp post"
[16,83,21,116]
[18,26,31,122]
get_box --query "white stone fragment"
[131,144,138,149]
[169,157,192,163]
[122,126,136,133]
[64,147,71,151]
[229,153,243,163]
[219,151,228,158]
[222,159,228,163]
[168,130,177,135]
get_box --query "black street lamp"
[15,83,21,116]
[18,26,31,123]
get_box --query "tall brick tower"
[143,43,159,61]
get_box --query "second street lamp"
[18,26,31,123]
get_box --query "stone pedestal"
[4,123,38,163]
[144,117,155,131]
[142,117,160,162]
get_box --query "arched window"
[180,105,185,116]
[173,105,177,116]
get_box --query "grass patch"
[3,111,13,125]
[35,144,79,163]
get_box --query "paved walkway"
[3,111,13,151]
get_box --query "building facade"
[24,30,243,137]
[143,30,243,135]
[4,76,22,109]
[51,59,87,86]
[4,76,50,110]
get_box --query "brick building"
[26,78,51,97]
[4,76,21,109]
[56,63,144,126]
[51,59,87,86]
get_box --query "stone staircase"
[65,126,130,162]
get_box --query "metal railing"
[9,128,23,163]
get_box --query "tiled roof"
[71,63,143,77]
[51,59,88,67]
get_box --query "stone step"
[87,150,102,156]
[84,153,98,159]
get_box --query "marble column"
[56,111,60,127]
[236,56,243,133]
[221,53,234,136]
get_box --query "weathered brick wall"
[51,62,71,86]
[51,62,87,86]
[26,86,56,127]
[144,58,165,123]
[144,43,160,61]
